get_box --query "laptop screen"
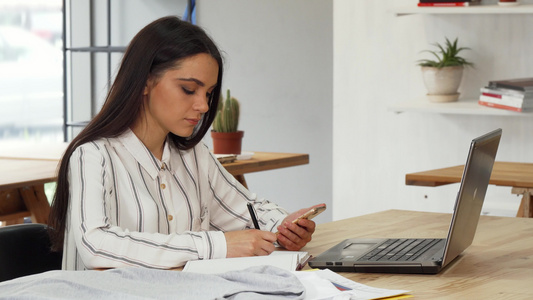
[441,129,502,267]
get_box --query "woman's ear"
[143,77,153,96]
[143,84,149,96]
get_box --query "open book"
[215,154,237,164]
[182,251,311,274]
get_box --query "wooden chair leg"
[512,188,533,218]
[20,184,50,224]
[524,192,533,218]
[0,188,30,225]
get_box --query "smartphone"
[291,203,326,224]
[275,204,326,237]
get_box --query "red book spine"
[481,92,502,99]
[418,2,471,6]
[479,93,527,108]
[478,100,523,112]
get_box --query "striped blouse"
[63,129,289,270]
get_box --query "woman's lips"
[186,118,200,125]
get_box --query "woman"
[48,16,317,270]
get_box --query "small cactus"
[213,89,240,132]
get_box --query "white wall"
[197,1,333,224]
[333,0,533,220]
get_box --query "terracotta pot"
[211,130,244,154]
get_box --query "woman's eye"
[182,88,195,95]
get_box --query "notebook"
[309,128,502,274]
[182,251,311,274]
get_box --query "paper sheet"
[293,269,411,300]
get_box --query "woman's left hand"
[275,206,318,250]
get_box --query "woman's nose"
[193,95,210,113]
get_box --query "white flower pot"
[421,66,464,102]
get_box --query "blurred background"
[0,0,63,142]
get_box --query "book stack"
[478,77,533,112]
[418,0,481,7]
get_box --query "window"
[0,1,63,142]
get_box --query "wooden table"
[0,142,68,161]
[305,209,533,299]
[0,159,59,224]
[405,161,533,218]
[222,152,309,188]
[0,147,309,225]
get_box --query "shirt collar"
[118,129,171,179]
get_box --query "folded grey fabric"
[0,265,305,300]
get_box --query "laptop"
[309,128,502,274]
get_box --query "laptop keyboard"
[357,238,441,262]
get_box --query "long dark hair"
[48,16,224,251]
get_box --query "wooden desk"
[222,152,309,188]
[3,210,531,298]
[405,161,533,218]
[0,151,309,225]
[305,209,533,299]
[0,141,68,161]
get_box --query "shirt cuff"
[260,202,289,233]
[206,230,227,259]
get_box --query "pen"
[247,202,260,229]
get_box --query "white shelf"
[392,4,533,16]
[390,4,533,116]
[388,99,533,116]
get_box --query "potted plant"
[211,89,244,154]
[417,37,473,103]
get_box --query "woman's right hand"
[224,229,277,257]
